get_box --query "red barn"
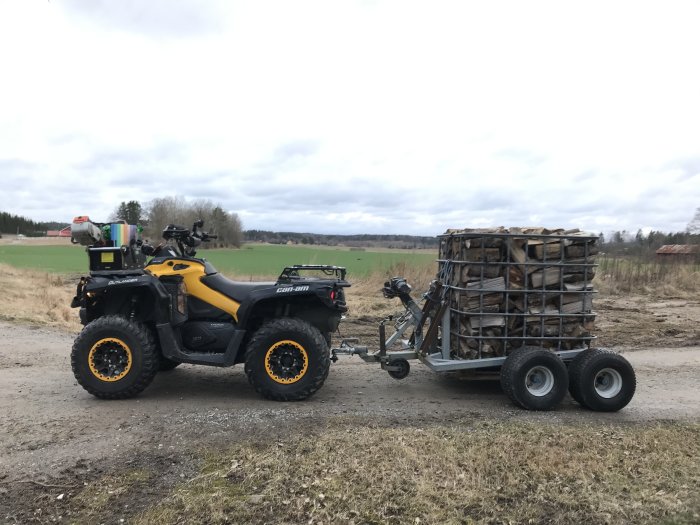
[655,244,700,262]
[47,226,71,237]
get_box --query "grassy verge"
[0,263,80,331]
[596,256,700,296]
[102,420,700,524]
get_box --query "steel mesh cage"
[437,229,598,360]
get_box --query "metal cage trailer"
[333,229,636,411]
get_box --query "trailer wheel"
[568,349,636,412]
[387,358,410,380]
[245,318,330,401]
[500,347,568,410]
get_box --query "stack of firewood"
[439,227,598,359]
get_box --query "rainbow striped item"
[110,223,138,247]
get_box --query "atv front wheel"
[71,316,159,399]
[245,318,330,401]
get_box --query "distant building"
[655,244,700,262]
[46,226,71,237]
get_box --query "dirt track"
[2,320,699,490]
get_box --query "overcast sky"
[1,1,699,235]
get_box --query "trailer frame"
[332,230,636,411]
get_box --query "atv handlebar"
[159,219,216,257]
[191,220,217,241]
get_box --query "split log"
[441,227,598,359]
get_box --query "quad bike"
[70,218,349,401]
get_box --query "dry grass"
[1,254,697,338]
[596,256,700,297]
[0,263,80,331]
[133,420,700,525]
[0,261,434,334]
[68,470,153,523]
[345,261,438,320]
[0,236,72,246]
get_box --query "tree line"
[6,202,699,252]
[244,230,440,249]
[600,229,700,256]
[112,198,243,248]
[0,212,67,237]
[0,198,243,248]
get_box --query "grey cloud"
[0,159,41,192]
[271,141,320,163]
[58,0,225,38]
[493,148,547,166]
[4,135,697,236]
[567,203,602,215]
[249,140,323,181]
[79,142,184,172]
[574,170,596,182]
[666,157,700,180]
[5,178,101,220]
[0,158,37,171]
[233,172,420,215]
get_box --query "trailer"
[333,229,636,411]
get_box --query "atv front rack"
[278,265,347,283]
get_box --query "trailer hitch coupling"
[331,338,368,362]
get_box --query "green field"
[0,243,437,278]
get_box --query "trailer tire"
[245,318,330,401]
[387,358,410,380]
[568,349,635,412]
[500,347,568,411]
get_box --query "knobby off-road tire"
[568,349,636,412]
[500,347,568,411]
[71,315,159,399]
[245,318,330,401]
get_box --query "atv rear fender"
[236,284,346,337]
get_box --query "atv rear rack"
[278,265,347,283]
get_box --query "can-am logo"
[276,285,310,294]
[107,278,139,286]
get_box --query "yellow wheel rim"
[264,340,309,385]
[88,338,133,382]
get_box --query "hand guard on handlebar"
[191,219,217,242]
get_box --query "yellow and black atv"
[69,218,349,401]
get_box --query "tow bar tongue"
[330,339,367,362]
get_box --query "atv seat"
[201,273,275,303]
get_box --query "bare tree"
[144,196,243,247]
[688,207,700,235]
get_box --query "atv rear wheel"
[71,316,159,399]
[245,318,330,401]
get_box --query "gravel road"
[1,320,699,488]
